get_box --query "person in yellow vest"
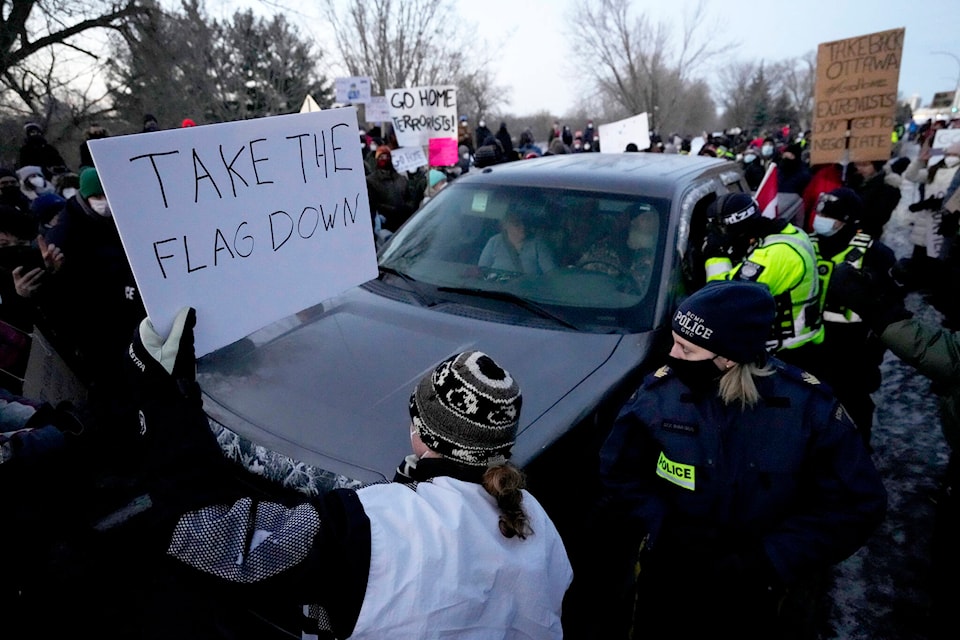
[809,188,898,447]
[702,193,823,370]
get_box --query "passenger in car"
[478,209,557,275]
[590,280,886,639]
[575,205,659,294]
[127,308,573,639]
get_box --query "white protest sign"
[932,128,960,155]
[335,76,372,104]
[385,85,457,148]
[390,146,428,173]
[598,113,651,154]
[88,108,377,357]
[690,136,706,156]
[364,96,391,123]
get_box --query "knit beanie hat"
[409,351,522,467]
[672,281,775,363]
[428,169,446,189]
[30,192,66,226]
[79,167,103,198]
[816,187,863,224]
[375,145,392,159]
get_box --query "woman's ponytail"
[482,462,533,540]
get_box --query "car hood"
[198,284,636,485]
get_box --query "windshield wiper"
[378,265,438,307]
[437,286,579,330]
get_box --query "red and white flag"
[755,162,779,218]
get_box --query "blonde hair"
[718,361,775,409]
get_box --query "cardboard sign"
[21,330,88,408]
[810,28,905,166]
[598,113,651,154]
[88,109,378,356]
[335,76,372,104]
[364,96,391,123]
[385,85,457,148]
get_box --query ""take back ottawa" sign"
[810,27,905,166]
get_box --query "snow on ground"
[823,151,951,640]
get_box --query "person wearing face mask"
[18,123,68,180]
[592,280,886,639]
[474,119,493,151]
[365,145,416,234]
[40,167,145,443]
[806,188,896,447]
[702,192,824,372]
[759,136,779,165]
[16,165,55,202]
[901,141,960,273]
[778,143,811,196]
[0,168,31,213]
[741,144,765,191]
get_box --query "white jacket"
[350,476,572,639]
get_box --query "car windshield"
[378,182,670,333]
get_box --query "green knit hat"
[79,167,103,198]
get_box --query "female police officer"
[596,280,886,639]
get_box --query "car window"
[379,182,670,332]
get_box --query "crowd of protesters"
[2,103,960,638]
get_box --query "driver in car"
[478,210,557,275]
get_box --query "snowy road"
[824,146,951,640]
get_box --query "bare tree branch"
[567,0,731,133]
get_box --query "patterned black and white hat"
[409,351,521,467]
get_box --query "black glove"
[938,210,960,238]
[702,229,734,260]
[126,308,241,538]
[908,196,943,212]
[829,262,912,334]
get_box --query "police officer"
[703,192,823,370]
[595,280,886,639]
[810,187,897,446]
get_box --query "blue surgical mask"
[812,216,840,237]
[743,153,757,164]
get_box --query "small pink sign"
[429,137,458,166]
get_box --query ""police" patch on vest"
[656,451,695,490]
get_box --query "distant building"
[910,89,959,123]
[931,90,956,109]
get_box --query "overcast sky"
[227,0,958,116]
